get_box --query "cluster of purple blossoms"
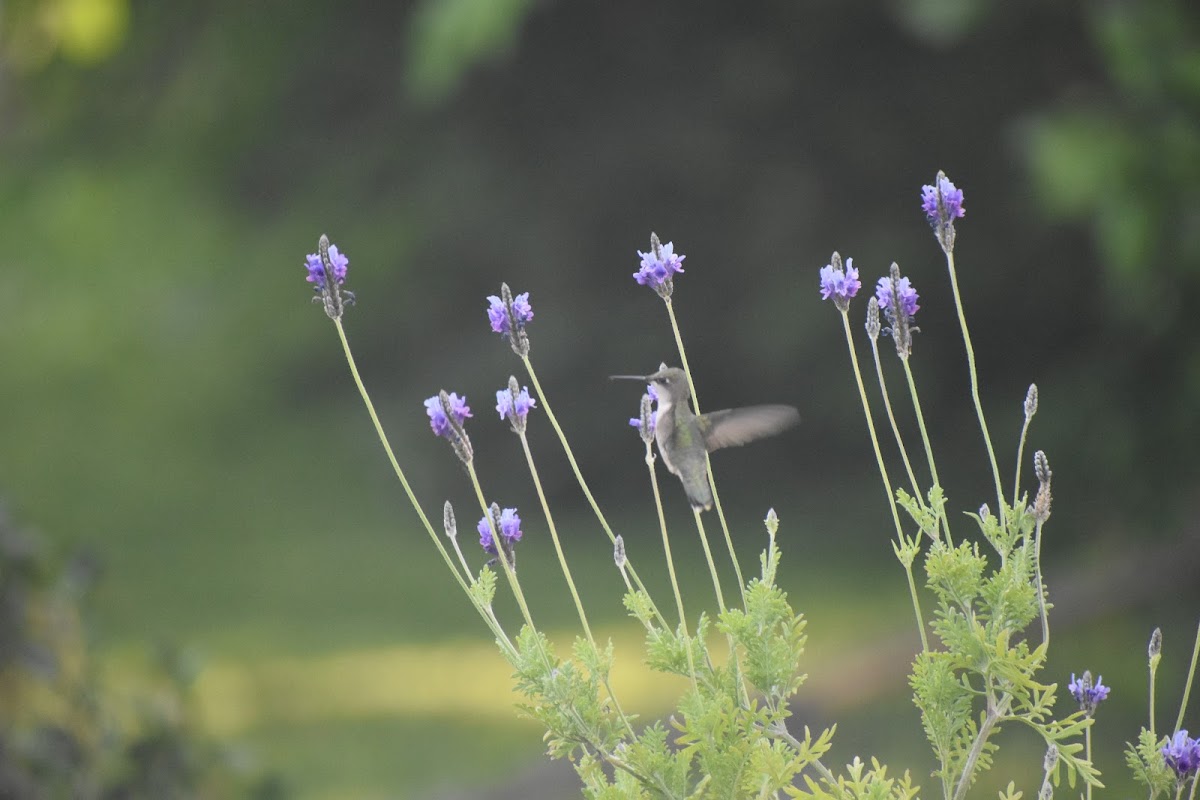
[921,175,966,224]
[818,254,860,312]
[875,274,920,319]
[634,234,685,297]
[478,507,523,555]
[1067,671,1110,716]
[1162,731,1200,779]
[305,244,349,290]
[487,292,534,336]
[497,384,536,425]
[424,393,472,438]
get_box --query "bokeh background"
[2,0,1199,797]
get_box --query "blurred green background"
[1,0,1199,797]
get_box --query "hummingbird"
[612,365,799,511]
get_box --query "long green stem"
[1173,619,1200,734]
[333,320,515,655]
[840,313,929,652]
[1033,517,1049,646]
[517,432,595,644]
[1013,412,1033,508]
[664,298,747,606]
[944,250,1006,519]
[645,444,699,688]
[1151,655,1159,736]
[692,508,727,614]
[952,693,1011,800]
[870,340,925,506]
[1085,726,1093,800]
[521,355,670,629]
[901,359,952,546]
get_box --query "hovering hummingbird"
[611,365,799,511]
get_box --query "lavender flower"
[487,284,533,357]
[634,233,685,299]
[921,175,965,223]
[424,392,472,438]
[1162,730,1200,779]
[1067,671,1110,716]
[875,275,920,319]
[487,292,533,335]
[497,378,536,434]
[876,264,919,358]
[921,171,965,253]
[478,507,523,555]
[304,235,355,320]
[629,385,657,441]
[818,252,860,312]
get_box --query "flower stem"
[1151,652,1159,736]
[692,508,726,614]
[1013,411,1033,509]
[645,443,699,688]
[944,250,1006,521]
[1034,516,1049,647]
[517,432,595,645]
[1085,726,1093,800]
[901,358,952,546]
[1173,618,1200,734]
[870,339,925,508]
[952,694,1010,800]
[521,355,670,629]
[664,298,747,606]
[840,312,929,653]
[332,320,515,655]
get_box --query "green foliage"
[1124,728,1175,800]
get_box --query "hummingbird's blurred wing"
[700,405,800,452]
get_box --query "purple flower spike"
[478,507,523,555]
[819,253,860,313]
[1162,730,1200,778]
[634,233,685,299]
[497,382,536,434]
[1067,671,1110,716]
[875,275,920,318]
[304,236,354,320]
[487,292,534,335]
[921,176,965,223]
[424,393,472,439]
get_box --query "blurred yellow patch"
[3,0,128,69]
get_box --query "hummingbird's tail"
[682,471,714,512]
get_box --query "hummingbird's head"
[645,366,689,405]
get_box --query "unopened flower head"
[443,501,457,540]
[764,508,779,536]
[1150,627,1163,661]
[497,377,536,434]
[304,235,355,320]
[1067,671,1110,716]
[1025,384,1039,420]
[1034,450,1052,486]
[634,232,686,299]
[819,252,860,313]
[876,264,920,358]
[865,296,881,340]
[1162,730,1200,779]
[613,535,626,569]
[487,284,533,357]
[425,391,474,463]
[1043,744,1058,773]
[921,171,965,253]
[477,505,523,556]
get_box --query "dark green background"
[1,0,1198,796]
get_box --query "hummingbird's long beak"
[609,374,649,381]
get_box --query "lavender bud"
[614,535,627,569]
[1034,482,1052,523]
[440,390,474,464]
[1043,744,1058,772]
[865,297,881,340]
[1038,783,1053,800]
[1034,450,1051,486]
[1025,384,1039,419]
[764,508,779,536]
[443,501,457,540]
[979,503,991,520]
[638,393,655,445]
[1150,627,1162,660]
